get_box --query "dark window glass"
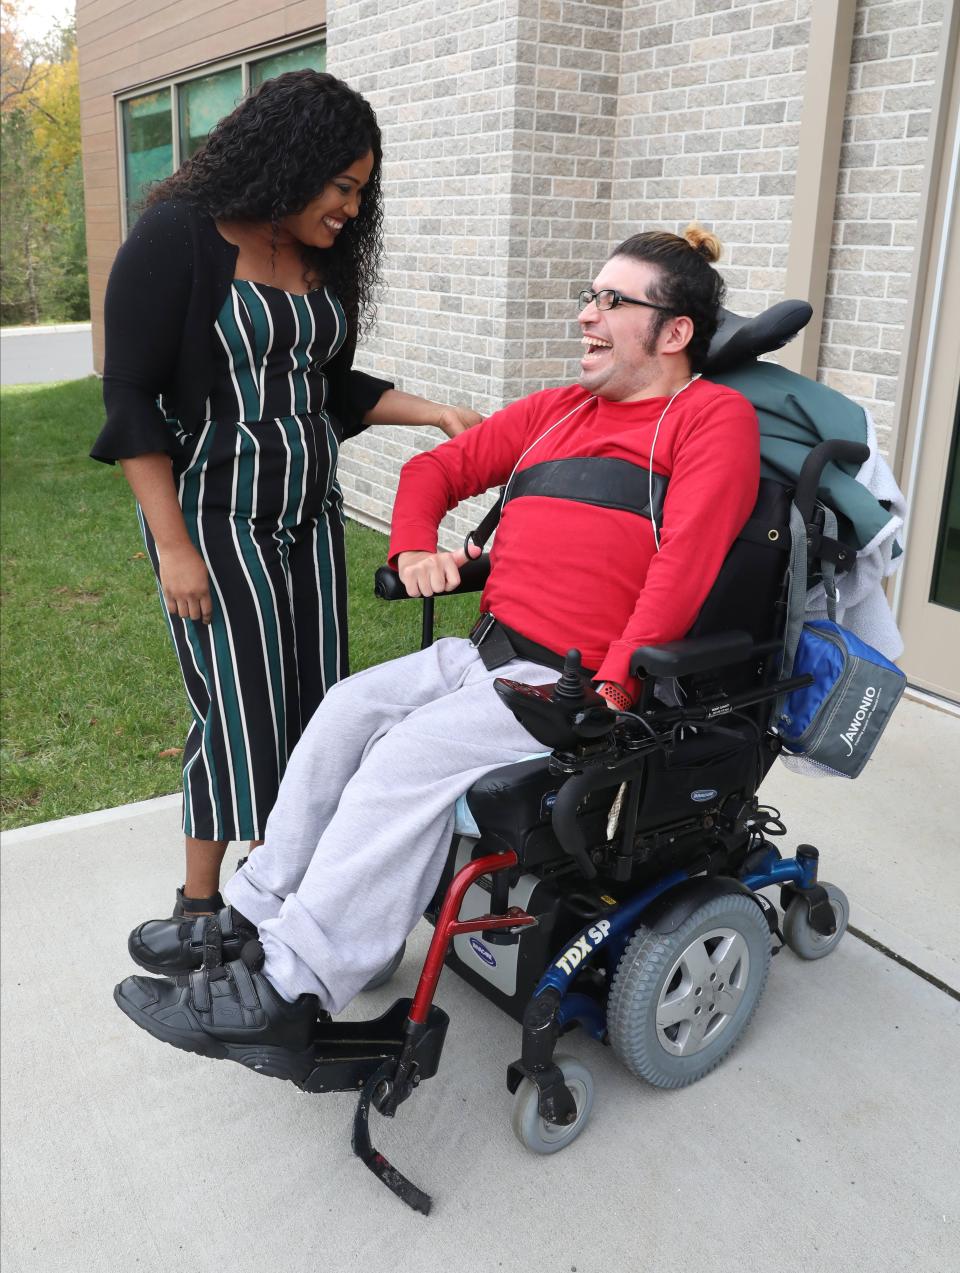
[178,69,243,160]
[122,90,173,225]
[249,41,326,89]
[930,389,960,611]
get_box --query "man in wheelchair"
[116,223,762,1081]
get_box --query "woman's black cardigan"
[90,199,392,463]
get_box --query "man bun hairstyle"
[610,222,727,371]
[682,221,722,263]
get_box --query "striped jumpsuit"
[142,281,352,842]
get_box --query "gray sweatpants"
[224,637,552,1013]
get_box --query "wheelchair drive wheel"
[511,1054,595,1155]
[782,883,849,960]
[361,941,406,991]
[607,893,771,1090]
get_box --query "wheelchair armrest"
[630,630,757,679]
[374,555,492,601]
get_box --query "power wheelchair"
[288,301,870,1214]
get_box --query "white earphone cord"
[499,376,698,554]
[648,374,700,551]
[499,395,597,509]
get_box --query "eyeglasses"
[577,288,676,314]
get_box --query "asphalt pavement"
[0,323,94,385]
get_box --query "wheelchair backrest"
[675,303,818,701]
[684,477,791,651]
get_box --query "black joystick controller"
[552,650,587,701]
[493,648,616,750]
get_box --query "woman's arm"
[92,202,196,463]
[362,389,481,438]
[121,454,212,624]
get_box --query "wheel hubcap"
[807,899,844,948]
[655,927,750,1057]
[538,1077,588,1143]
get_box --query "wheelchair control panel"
[493,649,616,751]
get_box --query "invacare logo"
[840,686,880,756]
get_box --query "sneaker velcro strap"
[188,914,225,967]
[201,919,222,970]
[189,968,212,1013]
[229,957,261,1013]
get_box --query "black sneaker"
[114,941,320,1087]
[128,905,257,976]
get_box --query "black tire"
[782,883,849,960]
[361,941,406,991]
[607,893,771,1089]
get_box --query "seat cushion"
[454,753,550,838]
[453,793,481,838]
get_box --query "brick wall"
[330,0,627,548]
[335,0,942,531]
[78,0,947,533]
[327,0,517,544]
[502,1,624,402]
[820,0,943,449]
[611,0,811,319]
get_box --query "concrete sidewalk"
[2,696,958,1273]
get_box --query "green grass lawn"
[0,378,478,829]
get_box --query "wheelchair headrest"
[703,299,813,374]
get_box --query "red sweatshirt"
[389,378,759,701]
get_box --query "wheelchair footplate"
[301,849,536,1215]
[294,999,448,1214]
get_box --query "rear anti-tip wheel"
[782,883,849,960]
[511,1054,595,1155]
[361,941,406,991]
[607,892,772,1089]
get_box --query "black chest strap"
[465,456,669,554]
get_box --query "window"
[930,392,960,612]
[122,89,173,229]
[178,69,243,161]
[118,36,325,231]
[250,43,326,89]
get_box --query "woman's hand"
[436,405,483,439]
[158,542,213,623]
[361,391,483,437]
[119,455,212,622]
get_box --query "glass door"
[896,105,960,702]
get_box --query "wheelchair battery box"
[436,838,588,1023]
[778,620,906,778]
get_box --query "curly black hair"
[148,70,383,335]
[610,226,726,372]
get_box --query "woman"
[91,70,479,924]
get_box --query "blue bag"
[778,620,906,778]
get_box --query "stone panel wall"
[611,0,811,316]
[820,0,943,448]
[502,0,624,402]
[78,0,948,537]
[330,0,626,546]
[327,0,516,543]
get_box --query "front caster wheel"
[782,883,849,960]
[511,1054,595,1154]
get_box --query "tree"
[1,3,88,325]
[1,0,52,110]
